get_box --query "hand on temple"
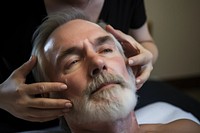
[0,56,72,122]
[106,25,153,89]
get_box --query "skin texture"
[43,19,136,101]
[34,19,200,133]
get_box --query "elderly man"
[31,8,200,133]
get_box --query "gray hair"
[31,7,89,82]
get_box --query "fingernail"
[128,59,134,65]
[136,79,141,84]
[65,103,72,108]
[61,84,67,89]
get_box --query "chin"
[66,84,137,124]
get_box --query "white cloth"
[135,101,200,124]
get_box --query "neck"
[67,112,141,133]
[44,0,91,14]
[60,0,91,8]
[44,0,104,22]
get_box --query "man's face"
[44,19,137,124]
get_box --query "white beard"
[65,71,137,124]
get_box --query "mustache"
[85,72,127,95]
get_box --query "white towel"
[135,102,200,124]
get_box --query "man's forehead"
[44,19,111,52]
[66,19,99,27]
[56,19,104,34]
[48,19,108,44]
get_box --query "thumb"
[14,55,37,78]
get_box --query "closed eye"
[70,60,79,66]
[100,48,113,53]
[64,58,80,70]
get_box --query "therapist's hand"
[106,25,153,89]
[0,56,72,122]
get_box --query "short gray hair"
[31,7,89,82]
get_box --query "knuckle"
[37,85,46,93]
[148,65,153,71]
[16,84,24,94]
[16,86,23,95]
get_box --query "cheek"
[64,71,88,99]
[108,57,130,79]
[49,66,88,99]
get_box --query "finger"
[106,25,140,57]
[23,82,68,95]
[121,41,140,58]
[28,108,71,118]
[28,97,72,109]
[14,56,37,78]
[136,66,153,86]
[23,110,65,122]
[136,83,143,90]
[128,53,150,66]
[135,77,144,90]
[27,115,60,122]
[30,109,70,118]
[105,25,125,41]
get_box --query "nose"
[90,58,107,77]
[83,40,107,77]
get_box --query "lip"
[91,82,120,95]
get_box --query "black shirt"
[99,0,146,33]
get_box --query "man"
[31,8,200,133]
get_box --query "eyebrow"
[94,35,114,46]
[56,46,80,65]
[56,35,114,65]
